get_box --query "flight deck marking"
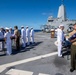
[6,69,33,75]
[0,52,57,73]
[6,69,50,75]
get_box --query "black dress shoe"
[70,68,75,72]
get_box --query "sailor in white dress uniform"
[26,26,30,45]
[57,24,65,57]
[4,27,12,55]
[30,27,34,44]
[21,26,26,48]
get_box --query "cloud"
[42,13,47,15]
[42,12,53,16]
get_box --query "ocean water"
[12,29,41,34]
[34,29,42,32]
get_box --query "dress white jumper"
[57,28,64,57]
[4,32,12,55]
[30,29,34,43]
[21,28,26,47]
[26,28,30,45]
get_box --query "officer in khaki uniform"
[68,23,76,72]
[14,26,20,51]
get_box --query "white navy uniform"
[26,27,30,45]
[21,28,26,47]
[30,28,34,43]
[9,28,14,46]
[57,28,64,57]
[4,32,12,55]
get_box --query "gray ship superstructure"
[41,1,76,32]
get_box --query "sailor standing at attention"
[30,27,34,44]
[4,27,12,55]
[26,26,30,46]
[57,24,65,57]
[21,26,26,48]
[9,27,14,46]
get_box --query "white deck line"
[38,73,50,75]
[6,69,33,75]
[0,52,57,73]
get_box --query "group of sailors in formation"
[21,26,34,47]
[0,26,34,55]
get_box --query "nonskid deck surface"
[0,32,76,75]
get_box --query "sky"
[0,0,76,29]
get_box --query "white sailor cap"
[59,24,64,28]
[5,27,9,30]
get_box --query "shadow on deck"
[0,41,43,56]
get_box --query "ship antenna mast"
[61,0,64,4]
